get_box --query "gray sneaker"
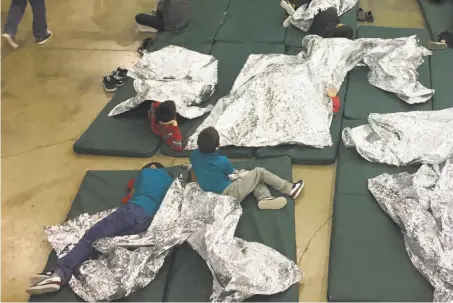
[258,197,287,210]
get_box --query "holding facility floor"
[1,0,424,301]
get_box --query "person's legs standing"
[135,11,165,33]
[27,203,152,294]
[29,0,49,42]
[2,0,27,48]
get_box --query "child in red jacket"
[148,100,183,152]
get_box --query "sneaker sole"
[136,23,158,33]
[280,0,296,16]
[258,197,287,210]
[26,283,60,295]
[428,42,448,50]
[2,34,18,49]
[103,83,117,92]
[30,275,50,286]
[36,32,53,45]
[291,182,304,199]
[283,15,292,27]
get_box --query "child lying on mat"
[190,127,305,210]
[26,162,173,295]
[281,0,354,39]
[135,0,188,33]
[149,100,183,152]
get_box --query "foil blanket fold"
[108,45,218,119]
[185,36,433,149]
[368,158,453,302]
[44,173,302,302]
[290,0,358,32]
[342,108,453,166]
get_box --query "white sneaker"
[136,23,158,33]
[283,15,293,27]
[258,197,287,210]
[280,0,296,16]
[290,180,304,199]
[428,41,448,50]
[26,275,61,295]
[1,33,18,48]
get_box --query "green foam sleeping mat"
[29,169,182,302]
[416,0,453,39]
[255,46,345,164]
[30,157,298,302]
[159,42,286,159]
[215,0,286,43]
[344,26,433,120]
[154,0,230,43]
[284,2,358,47]
[73,80,163,158]
[73,43,212,158]
[163,156,299,302]
[430,48,453,110]
[328,119,432,302]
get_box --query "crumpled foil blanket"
[368,158,453,302]
[290,0,358,32]
[44,173,302,302]
[185,35,433,149]
[108,45,218,119]
[343,108,453,166]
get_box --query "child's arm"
[223,157,236,175]
[149,102,161,135]
[164,122,183,152]
[190,169,197,182]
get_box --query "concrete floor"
[1,0,425,301]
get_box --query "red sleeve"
[149,102,161,135]
[330,96,340,114]
[165,125,183,152]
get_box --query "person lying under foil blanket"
[185,35,433,150]
[343,108,453,166]
[368,157,453,302]
[27,162,302,302]
[108,45,218,120]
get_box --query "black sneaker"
[36,31,53,45]
[112,68,128,81]
[103,75,123,92]
[138,38,153,56]
[290,180,304,199]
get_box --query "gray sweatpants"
[3,0,47,39]
[223,167,293,202]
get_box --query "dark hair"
[197,127,220,153]
[141,162,165,170]
[155,101,176,123]
[332,26,353,39]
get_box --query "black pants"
[135,11,165,31]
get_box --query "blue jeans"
[3,0,47,39]
[56,203,153,285]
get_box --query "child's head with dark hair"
[197,127,220,153]
[155,101,177,123]
[141,162,165,170]
[332,25,353,39]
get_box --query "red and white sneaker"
[27,271,61,295]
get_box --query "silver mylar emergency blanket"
[108,46,218,119]
[185,35,433,149]
[343,108,453,166]
[290,0,358,32]
[368,158,453,302]
[44,173,302,302]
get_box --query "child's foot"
[290,180,304,199]
[283,15,292,27]
[136,23,158,33]
[258,197,287,210]
[27,272,61,295]
[280,0,296,16]
[36,31,53,45]
[2,33,19,48]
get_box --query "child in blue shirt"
[26,162,173,295]
[190,127,305,210]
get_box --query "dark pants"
[3,0,48,39]
[55,203,153,285]
[135,11,165,31]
